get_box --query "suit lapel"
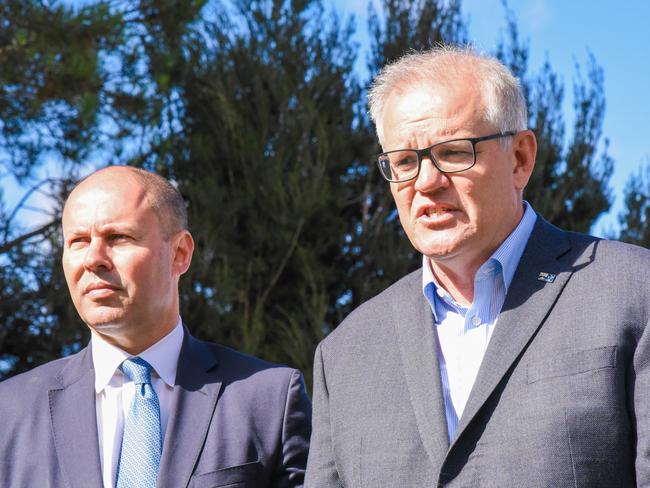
[392,270,450,471]
[49,346,103,488]
[452,218,576,445]
[157,329,222,488]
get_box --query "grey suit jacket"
[0,328,311,488]
[306,217,650,487]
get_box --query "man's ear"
[171,230,194,277]
[512,130,537,190]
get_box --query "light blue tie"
[116,357,162,488]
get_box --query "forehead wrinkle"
[395,119,463,149]
[384,80,490,152]
[94,220,139,233]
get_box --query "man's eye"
[441,149,471,156]
[68,237,89,247]
[109,234,130,242]
[435,143,473,162]
[396,155,418,167]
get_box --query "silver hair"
[368,45,528,147]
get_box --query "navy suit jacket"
[0,329,311,488]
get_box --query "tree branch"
[0,219,58,255]
[3,178,57,241]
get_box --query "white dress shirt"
[92,319,183,488]
[423,202,537,440]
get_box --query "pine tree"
[618,161,650,248]
[166,0,362,382]
[497,11,613,232]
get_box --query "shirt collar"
[488,200,537,290]
[91,318,184,393]
[422,201,537,297]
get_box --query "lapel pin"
[537,272,557,283]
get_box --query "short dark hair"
[128,168,188,238]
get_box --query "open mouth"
[418,205,459,225]
[424,206,454,216]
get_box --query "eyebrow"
[64,223,139,237]
[63,227,89,237]
[97,224,137,233]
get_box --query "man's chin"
[83,316,127,332]
[413,226,472,257]
[417,241,461,260]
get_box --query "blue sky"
[332,0,650,236]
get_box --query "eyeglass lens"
[378,139,475,181]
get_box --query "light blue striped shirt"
[422,202,537,441]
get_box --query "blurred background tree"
[169,0,362,383]
[0,0,646,382]
[618,160,650,248]
[496,8,613,232]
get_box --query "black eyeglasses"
[376,131,517,183]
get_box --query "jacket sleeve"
[305,344,342,487]
[634,312,650,485]
[274,368,312,487]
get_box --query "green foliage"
[618,161,650,248]
[368,0,466,71]
[166,0,361,382]
[0,0,122,178]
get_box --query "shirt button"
[472,315,481,326]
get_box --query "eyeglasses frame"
[376,131,518,183]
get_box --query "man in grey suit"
[305,46,650,487]
[0,166,311,488]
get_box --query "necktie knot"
[120,357,153,385]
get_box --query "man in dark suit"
[0,166,311,488]
[305,46,650,487]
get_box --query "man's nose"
[414,156,450,192]
[83,238,112,271]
